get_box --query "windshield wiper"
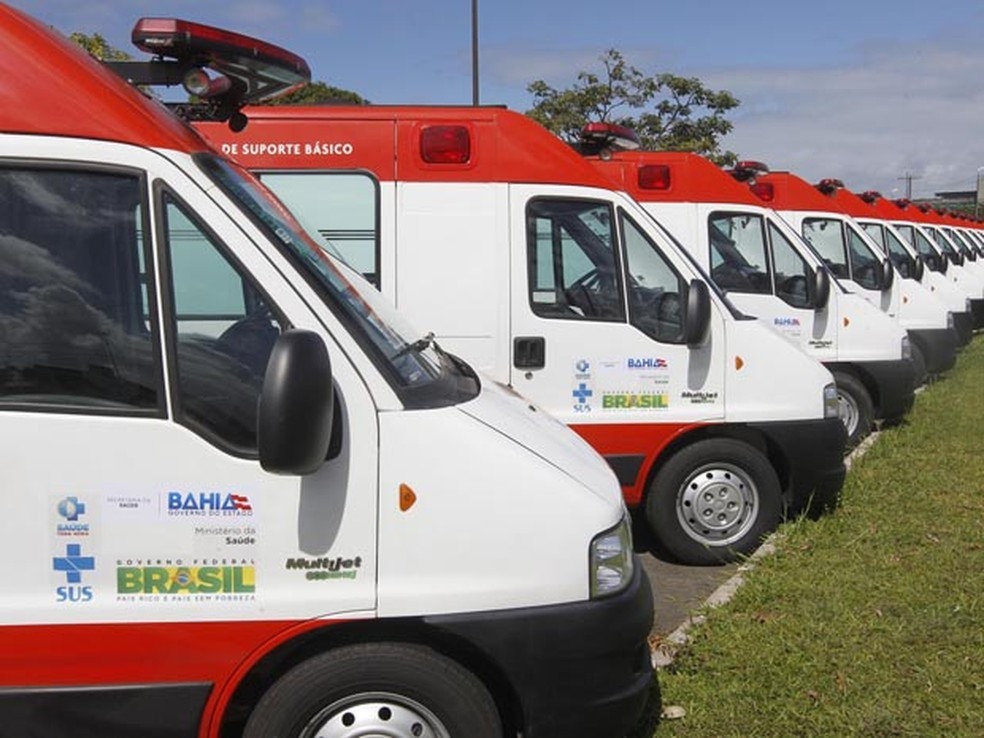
[393,331,441,359]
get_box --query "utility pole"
[897,171,921,199]
[471,0,479,105]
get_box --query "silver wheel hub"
[677,463,759,546]
[308,692,450,738]
[837,390,860,436]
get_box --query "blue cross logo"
[53,543,95,584]
[572,383,593,405]
[57,496,86,521]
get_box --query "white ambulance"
[195,107,847,567]
[0,7,656,738]
[873,197,984,330]
[584,148,918,447]
[834,189,973,347]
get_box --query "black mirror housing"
[684,279,711,347]
[810,267,831,310]
[258,329,334,475]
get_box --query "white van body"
[0,8,654,738]
[196,106,847,567]
[585,152,918,447]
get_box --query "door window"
[526,199,626,322]
[162,194,283,452]
[802,218,849,278]
[621,212,687,343]
[0,167,161,412]
[846,226,882,290]
[707,212,771,294]
[768,222,812,308]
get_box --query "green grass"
[633,337,984,738]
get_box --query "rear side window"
[0,167,162,412]
[260,171,379,287]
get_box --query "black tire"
[644,439,782,565]
[833,371,874,449]
[243,643,502,738]
[909,340,928,387]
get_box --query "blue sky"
[13,0,984,198]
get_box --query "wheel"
[644,439,782,565]
[909,341,928,387]
[243,643,502,738]
[833,371,874,449]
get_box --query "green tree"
[70,32,130,61]
[268,81,368,106]
[526,49,740,165]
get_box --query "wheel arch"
[212,618,523,738]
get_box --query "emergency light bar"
[573,122,641,159]
[859,191,882,203]
[729,160,769,182]
[815,178,844,194]
[104,17,311,129]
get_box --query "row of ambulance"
[0,3,975,736]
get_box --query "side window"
[802,218,849,278]
[162,194,283,452]
[846,226,881,290]
[707,212,771,294]
[621,212,687,343]
[260,172,379,288]
[910,228,942,271]
[768,221,811,308]
[526,199,625,322]
[881,227,916,278]
[0,167,161,412]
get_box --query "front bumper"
[951,311,972,346]
[428,563,655,738]
[856,359,915,423]
[909,327,958,375]
[750,417,847,517]
[970,298,984,330]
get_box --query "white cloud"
[706,39,984,198]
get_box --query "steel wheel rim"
[837,389,860,437]
[306,691,451,738]
[676,462,759,547]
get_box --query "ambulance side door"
[508,185,726,432]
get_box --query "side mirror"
[684,279,711,347]
[809,266,831,310]
[879,257,894,291]
[913,254,925,281]
[258,330,334,475]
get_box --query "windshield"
[196,153,477,406]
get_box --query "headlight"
[590,515,634,598]
[947,311,954,330]
[901,335,911,360]
[823,382,839,419]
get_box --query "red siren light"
[816,178,845,194]
[638,164,671,190]
[420,125,471,164]
[751,182,775,202]
[860,191,882,203]
[728,160,769,182]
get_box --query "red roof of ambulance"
[826,187,880,219]
[588,151,762,206]
[862,193,913,222]
[0,4,206,151]
[753,171,849,213]
[195,105,614,187]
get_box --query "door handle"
[513,336,545,369]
